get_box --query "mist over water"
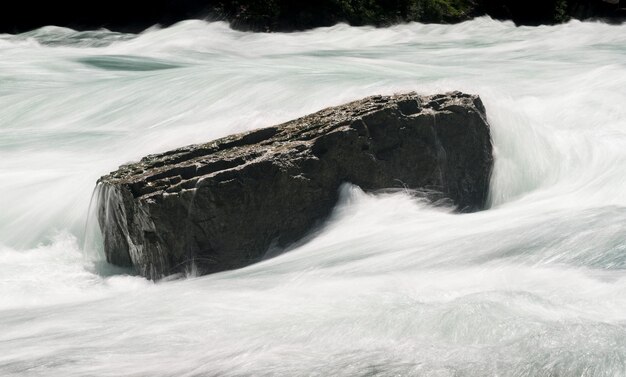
[1,17,625,376]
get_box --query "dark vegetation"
[0,0,623,33]
[213,0,624,30]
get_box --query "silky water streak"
[0,17,625,376]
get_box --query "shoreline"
[1,0,624,34]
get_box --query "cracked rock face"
[97,92,493,280]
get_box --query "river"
[1,17,625,376]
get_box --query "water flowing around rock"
[97,92,493,279]
[0,18,625,377]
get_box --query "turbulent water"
[1,17,625,376]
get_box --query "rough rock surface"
[97,92,493,280]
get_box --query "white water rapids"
[1,17,625,376]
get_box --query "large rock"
[97,92,493,280]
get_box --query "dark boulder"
[97,92,493,280]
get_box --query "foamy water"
[0,17,625,376]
